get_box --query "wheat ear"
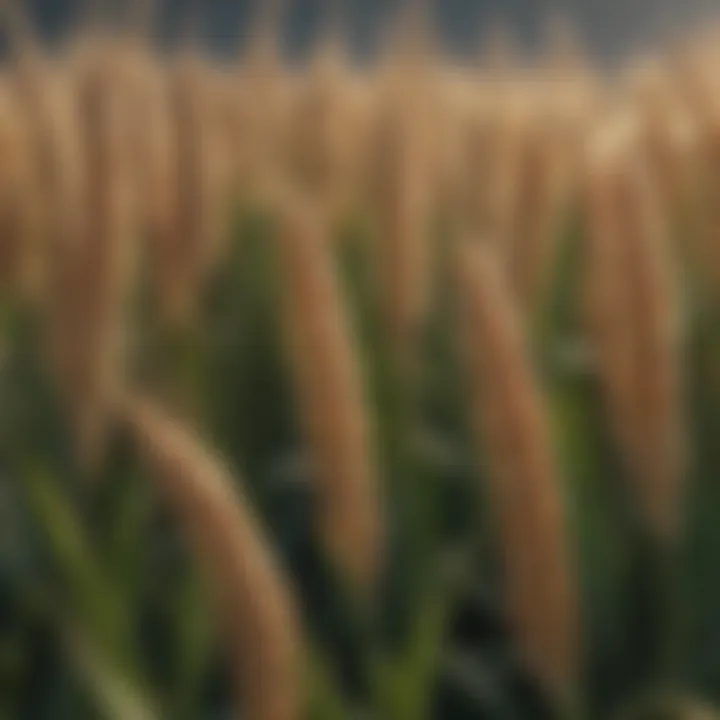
[122,394,301,720]
[368,87,434,354]
[585,116,685,544]
[456,239,579,706]
[507,111,573,314]
[57,52,137,469]
[0,78,40,301]
[278,195,383,594]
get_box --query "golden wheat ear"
[585,116,686,546]
[121,394,302,720]
[0,77,42,303]
[366,84,435,360]
[277,193,384,596]
[506,107,573,316]
[456,239,580,709]
[478,92,527,252]
[624,153,686,548]
[54,51,140,472]
[286,23,357,219]
[153,49,224,327]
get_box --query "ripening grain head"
[619,150,686,546]
[16,63,91,431]
[112,37,175,240]
[286,45,343,206]
[585,114,686,545]
[7,52,86,313]
[430,69,474,220]
[456,239,579,707]
[152,50,225,327]
[506,101,576,315]
[204,70,243,213]
[584,115,640,467]
[278,194,383,594]
[687,96,720,292]
[238,24,292,205]
[464,87,528,249]
[285,39,364,220]
[633,83,700,217]
[122,394,302,720]
[53,49,138,470]
[366,83,434,356]
[0,77,40,301]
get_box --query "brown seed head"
[456,239,579,706]
[123,394,302,720]
[278,195,383,594]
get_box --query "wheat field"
[1,1,720,718]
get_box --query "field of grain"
[2,1,720,718]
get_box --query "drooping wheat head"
[122,393,302,720]
[278,194,383,594]
[585,114,686,545]
[456,238,579,707]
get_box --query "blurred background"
[10,0,720,61]
[3,0,720,719]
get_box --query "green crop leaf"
[22,467,139,679]
[65,624,160,720]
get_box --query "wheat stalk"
[633,75,700,217]
[456,239,579,706]
[506,104,575,313]
[622,152,686,545]
[122,394,301,720]
[10,57,92,415]
[278,195,383,593]
[688,97,720,292]
[236,3,291,206]
[585,115,685,544]
[466,88,527,250]
[7,45,86,308]
[430,70,474,222]
[286,40,356,217]
[367,81,434,354]
[111,30,175,247]
[152,49,227,326]
[52,46,138,469]
[0,77,40,300]
[584,116,640,472]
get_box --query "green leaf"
[171,565,215,718]
[305,645,353,720]
[22,468,137,675]
[65,625,160,720]
[373,556,462,720]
